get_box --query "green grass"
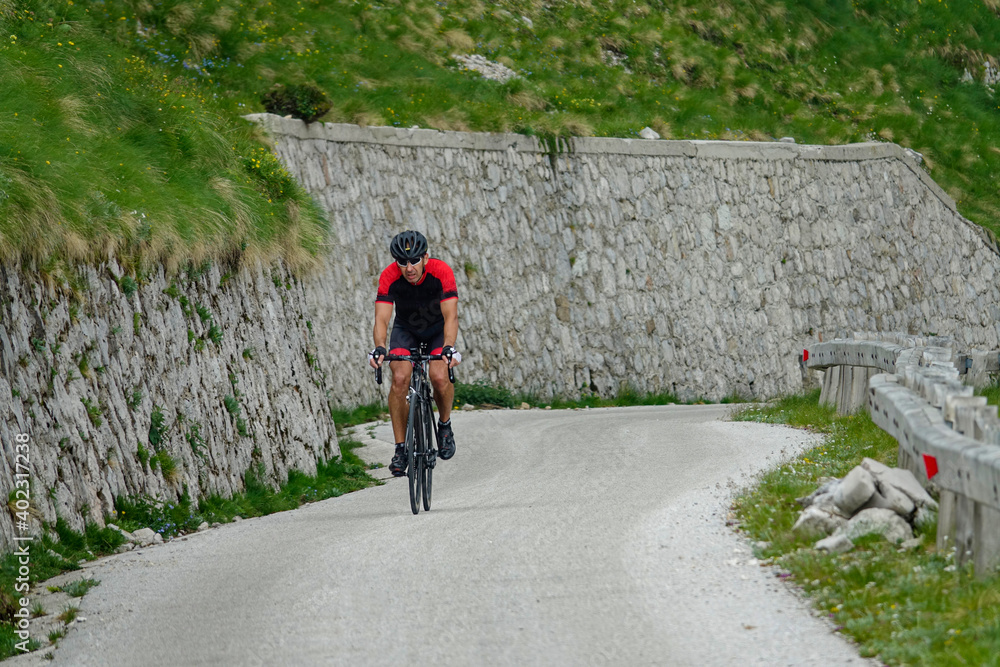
[0,0,328,274]
[732,390,1000,664]
[330,401,388,432]
[113,439,376,538]
[452,378,690,410]
[0,518,122,658]
[976,383,1000,407]
[4,0,1000,269]
[56,578,100,598]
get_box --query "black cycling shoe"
[389,444,407,477]
[437,421,456,460]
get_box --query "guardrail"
[806,333,1000,577]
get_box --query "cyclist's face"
[398,255,427,283]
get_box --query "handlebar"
[374,353,455,385]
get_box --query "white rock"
[197,522,210,532]
[779,137,796,143]
[792,506,847,537]
[452,54,518,83]
[796,478,840,507]
[811,491,851,519]
[815,533,854,554]
[131,527,158,546]
[153,532,164,544]
[638,127,661,140]
[861,458,938,510]
[833,466,876,515]
[844,508,913,544]
[860,482,915,519]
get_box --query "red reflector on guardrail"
[803,349,809,361]
[923,454,939,480]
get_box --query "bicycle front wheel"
[420,399,433,511]
[406,396,420,515]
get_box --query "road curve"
[43,405,875,666]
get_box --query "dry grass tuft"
[651,118,672,139]
[208,6,235,32]
[188,32,219,60]
[509,89,547,111]
[443,29,475,52]
[165,2,197,34]
[424,109,471,132]
[544,35,564,50]
[58,96,93,135]
[559,115,594,137]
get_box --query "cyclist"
[369,230,461,477]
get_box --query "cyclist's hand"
[369,346,387,369]
[442,345,461,369]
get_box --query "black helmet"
[389,230,428,262]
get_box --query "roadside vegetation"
[3,0,1000,273]
[732,390,1000,664]
[0,440,375,660]
[331,380,743,430]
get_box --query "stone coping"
[245,112,958,217]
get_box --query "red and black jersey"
[376,258,458,335]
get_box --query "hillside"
[2,0,999,274]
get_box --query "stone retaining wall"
[0,261,336,550]
[252,114,1000,407]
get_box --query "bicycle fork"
[406,387,437,469]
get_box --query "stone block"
[833,466,876,515]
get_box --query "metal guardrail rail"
[806,333,1000,577]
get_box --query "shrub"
[453,380,515,408]
[260,84,332,123]
[149,405,167,447]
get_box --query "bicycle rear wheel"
[406,396,420,515]
[420,398,433,511]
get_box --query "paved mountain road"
[38,405,876,666]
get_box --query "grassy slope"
[3,0,1000,271]
[0,0,327,275]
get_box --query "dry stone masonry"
[0,261,336,551]
[251,114,1000,407]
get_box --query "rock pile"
[792,458,938,554]
[451,54,519,82]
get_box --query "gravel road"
[30,405,878,666]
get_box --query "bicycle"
[375,343,455,514]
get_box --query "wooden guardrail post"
[815,336,1000,578]
[819,366,840,407]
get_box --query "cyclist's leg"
[388,360,412,443]
[387,327,416,476]
[428,360,453,423]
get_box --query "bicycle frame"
[374,343,454,513]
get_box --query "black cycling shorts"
[389,325,444,356]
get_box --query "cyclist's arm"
[441,298,459,367]
[372,301,393,367]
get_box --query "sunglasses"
[396,258,424,267]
